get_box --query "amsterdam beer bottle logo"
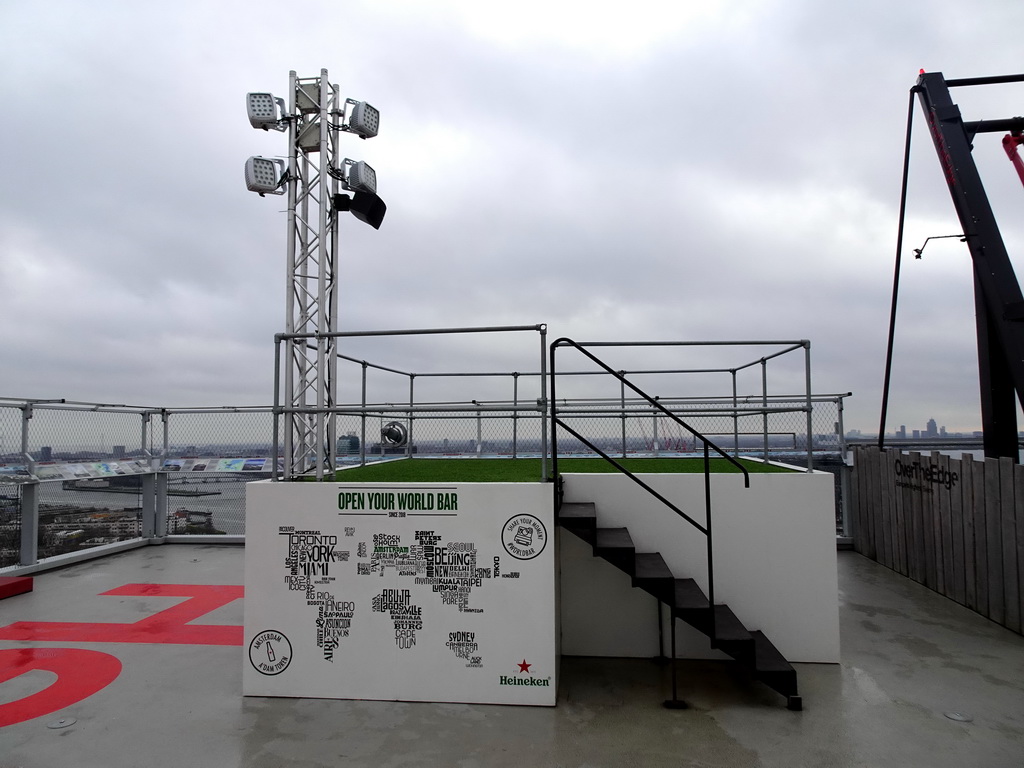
[249,630,293,675]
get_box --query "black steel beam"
[947,73,1024,88]
[916,71,1024,460]
[962,118,1024,135]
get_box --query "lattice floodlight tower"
[245,69,386,480]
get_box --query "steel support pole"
[19,404,33,474]
[161,410,169,466]
[142,473,157,539]
[283,70,299,479]
[653,404,660,457]
[804,342,813,472]
[620,376,627,458]
[539,325,548,481]
[761,359,769,461]
[360,362,368,466]
[512,373,519,458]
[731,371,739,457]
[20,482,39,566]
[156,473,168,535]
[272,337,282,480]
[407,375,415,458]
[663,615,687,709]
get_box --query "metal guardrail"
[1,337,850,572]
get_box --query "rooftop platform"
[1,544,1022,767]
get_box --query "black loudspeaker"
[334,192,386,230]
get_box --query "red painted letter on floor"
[0,584,244,646]
[0,648,122,727]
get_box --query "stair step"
[593,528,636,575]
[557,502,597,544]
[712,605,753,645]
[633,552,674,600]
[634,552,673,581]
[751,630,793,674]
[751,630,799,703]
[594,527,633,550]
[558,502,596,522]
[671,578,709,612]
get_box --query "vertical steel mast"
[247,69,383,481]
[283,69,341,480]
[915,72,1024,459]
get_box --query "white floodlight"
[346,100,379,139]
[247,92,287,131]
[245,156,287,196]
[341,159,376,194]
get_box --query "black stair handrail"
[550,337,751,645]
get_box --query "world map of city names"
[277,512,521,668]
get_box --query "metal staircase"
[559,499,802,711]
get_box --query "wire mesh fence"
[1,376,850,569]
[36,480,144,559]
[0,483,19,568]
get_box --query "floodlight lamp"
[247,92,287,131]
[245,156,287,196]
[342,159,376,194]
[345,99,379,139]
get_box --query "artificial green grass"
[333,457,793,483]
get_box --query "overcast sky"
[3,0,1024,435]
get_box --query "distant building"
[40,446,52,462]
[926,419,938,438]
[113,445,126,458]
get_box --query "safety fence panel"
[851,446,1023,636]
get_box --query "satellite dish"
[381,422,408,447]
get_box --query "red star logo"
[517,659,532,673]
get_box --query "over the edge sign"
[243,481,556,706]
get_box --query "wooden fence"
[851,445,1023,635]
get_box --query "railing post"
[704,442,716,646]
[20,481,39,566]
[549,340,559,481]
[653,398,660,457]
[18,404,39,566]
[804,341,813,472]
[539,324,548,481]
[141,411,150,462]
[761,358,769,461]
[156,472,168,535]
[837,396,851,537]
[512,372,520,458]
[731,370,739,458]
[273,336,282,480]
[142,472,157,539]
[161,410,170,466]
[620,374,627,458]
[360,361,368,466]
[407,374,415,459]
[20,403,34,475]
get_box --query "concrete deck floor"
[1,545,1023,768]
